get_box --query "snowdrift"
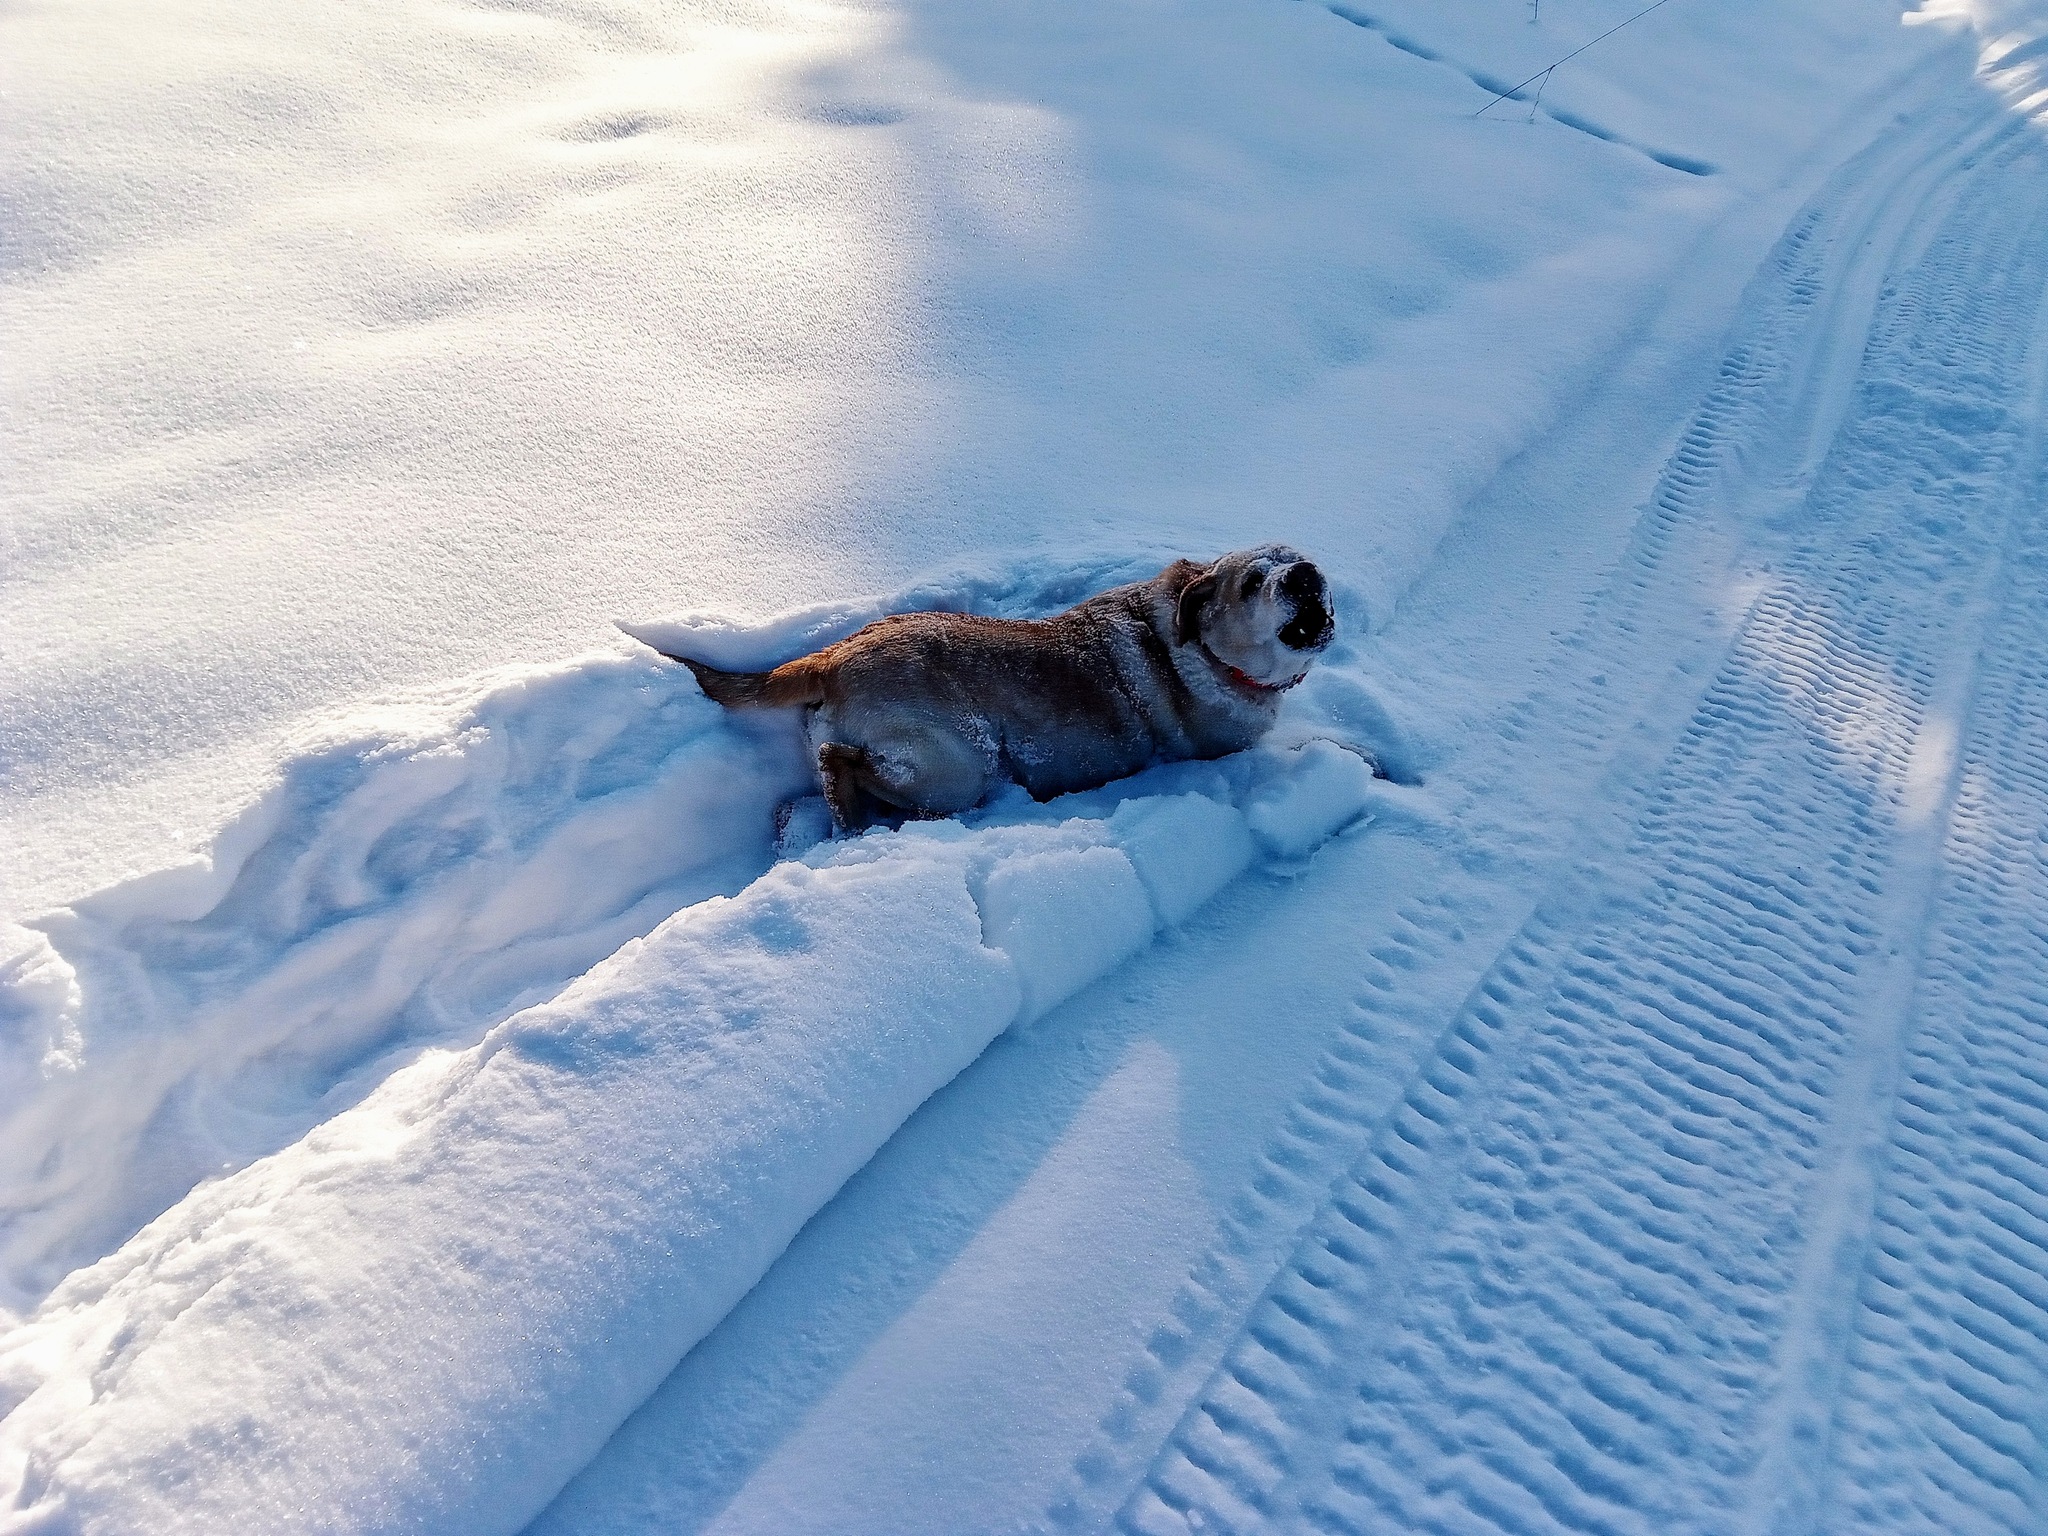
[0,560,1384,1535]
[0,654,811,1312]
[0,771,1376,1536]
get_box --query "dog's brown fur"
[657,546,1335,829]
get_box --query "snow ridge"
[0,562,1385,1536]
[0,768,1376,1536]
[0,653,811,1313]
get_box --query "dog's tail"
[655,649,829,709]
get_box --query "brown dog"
[654,546,1335,830]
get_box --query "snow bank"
[0,763,1371,1536]
[0,651,812,1313]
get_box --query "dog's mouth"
[1277,562,1334,652]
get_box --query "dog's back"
[661,611,1056,711]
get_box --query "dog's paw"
[774,796,837,860]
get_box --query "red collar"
[1202,645,1305,695]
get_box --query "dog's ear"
[1174,569,1218,646]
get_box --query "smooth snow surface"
[9,0,2048,1531]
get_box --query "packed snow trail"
[1092,80,2048,1536]
[1812,202,2048,1536]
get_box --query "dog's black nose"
[1278,562,1333,651]
[1280,561,1325,601]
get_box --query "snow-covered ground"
[7,0,2048,1530]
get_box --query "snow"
[9,0,2048,1530]
[0,852,1017,1535]
[0,647,810,1308]
[0,768,1365,1536]
[1241,739,1379,863]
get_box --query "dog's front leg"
[816,742,870,831]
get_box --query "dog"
[652,545,1336,830]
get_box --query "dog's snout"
[1277,562,1333,652]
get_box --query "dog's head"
[1173,544,1335,690]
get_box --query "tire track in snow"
[1738,126,2048,1536]
[1815,542,2048,1535]
[1095,109,2048,1536]
[1040,75,1998,1536]
[1806,276,2048,1535]
[1042,887,1483,1531]
[1040,69,2020,1536]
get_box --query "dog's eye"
[1239,571,1263,600]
